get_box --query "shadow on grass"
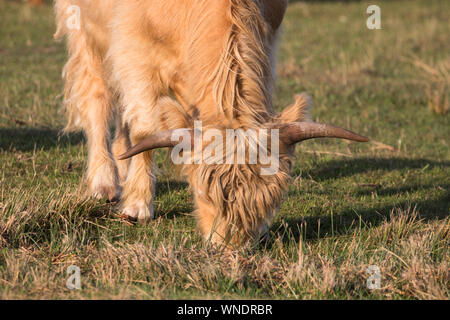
[0,128,84,152]
[299,157,449,182]
[270,157,449,244]
[271,194,449,246]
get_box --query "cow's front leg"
[60,31,120,202]
[85,118,120,202]
[119,119,156,223]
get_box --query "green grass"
[0,0,448,299]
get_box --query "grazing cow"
[54,0,368,246]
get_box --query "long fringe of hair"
[187,0,289,243]
[211,0,275,126]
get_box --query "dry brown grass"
[1,190,448,299]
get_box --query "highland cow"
[54,0,368,246]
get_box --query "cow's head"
[118,94,368,246]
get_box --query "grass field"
[0,0,448,299]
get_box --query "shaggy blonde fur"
[54,0,309,245]
[211,0,273,125]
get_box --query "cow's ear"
[278,93,312,124]
[262,0,288,31]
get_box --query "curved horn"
[118,129,193,160]
[280,122,369,145]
